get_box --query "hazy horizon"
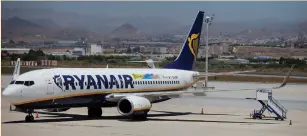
[2,1,307,24]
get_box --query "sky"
[2,1,307,23]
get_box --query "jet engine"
[117,95,152,116]
[43,108,70,112]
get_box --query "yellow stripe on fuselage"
[12,79,200,106]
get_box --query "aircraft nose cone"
[3,87,13,96]
[2,86,19,97]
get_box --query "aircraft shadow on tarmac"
[3,110,278,125]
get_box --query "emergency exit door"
[45,77,54,95]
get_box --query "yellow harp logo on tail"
[188,33,200,59]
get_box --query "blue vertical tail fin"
[163,11,204,71]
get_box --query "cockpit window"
[11,80,35,86]
[24,81,35,86]
[15,81,24,84]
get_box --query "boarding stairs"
[251,89,287,120]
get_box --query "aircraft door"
[45,76,54,95]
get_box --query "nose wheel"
[24,109,35,122]
[25,114,35,122]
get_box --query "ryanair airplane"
[4,11,260,122]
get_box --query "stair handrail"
[270,97,287,113]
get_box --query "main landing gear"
[87,107,102,118]
[131,110,149,121]
[132,112,148,121]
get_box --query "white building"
[140,47,168,54]
[89,44,103,55]
[2,48,30,54]
[157,47,167,54]
[72,48,85,56]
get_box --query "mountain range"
[2,8,306,41]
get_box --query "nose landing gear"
[25,114,34,122]
[24,109,35,122]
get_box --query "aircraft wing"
[105,65,294,102]
[127,59,161,68]
[105,90,188,102]
[12,58,21,80]
[197,64,295,92]
[127,60,162,63]
[193,70,257,79]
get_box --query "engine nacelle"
[117,95,152,116]
[43,108,70,112]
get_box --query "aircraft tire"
[132,113,148,121]
[88,107,102,118]
[25,115,34,122]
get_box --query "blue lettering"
[109,75,119,89]
[87,75,97,89]
[96,75,109,89]
[73,75,85,89]
[123,75,134,88]
[62,75,76,90]
[118,75,124,89]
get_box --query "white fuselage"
[4,68,199,107]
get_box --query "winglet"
[12,58,21,80]
[272,64,294,89]
[145,59,156,68]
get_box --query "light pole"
[204,13,215,88]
